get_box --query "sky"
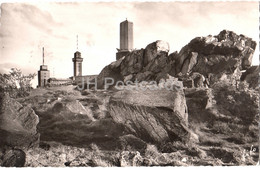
[0,1,259,87]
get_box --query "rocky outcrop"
[36,97,127,148]
[0,93,39,149]
[92,40,171,89]
[120,49,145,77]
[240,66,259,88]
[185,85,259,125]
[109,89,190,143]
[91,30,256,90]
[183,86,259,166]
[95,56,125,89]
[143,40,170,67]
[176,30,256,79]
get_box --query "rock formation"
[175,30,256,85]
[176,30,256,74]
[109,89,190,143]
[143,40,170,67]
[92,40,174,89]
[0,93,39,149]
[92,30,256,89]
[35,97,126,148]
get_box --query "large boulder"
[185,85,259,125]
[143,40,170,66]
[0,93,39,149]
[175,30,256,79]
[184,88,215,124]
[120,49,145,76]
[240,66,259,89]
[94,57,125,89]
[108,89,190,143]
[95,49,145,89]
[50,100,95,121]
[144,53,168,74]
[36,97,127,149]
[180,52,198,75]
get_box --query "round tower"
[72,51,83,77]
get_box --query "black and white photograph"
[0,0,259,167]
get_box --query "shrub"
[0,68,36,98]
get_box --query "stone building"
[38,65,50,87]
[47,78,72,86]
[116,19,134,60]
[38,47,50,87]
[72,75,98,85]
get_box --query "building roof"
[121,19,133,24]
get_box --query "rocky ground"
[0,84,258,167]
[0,30,259,166]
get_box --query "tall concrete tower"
[120,19,133,50]
[116,19,134,60]
[38,47,50,87]
[72,35,83,77]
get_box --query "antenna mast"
[76,35,78,50]
[42,47,45,65]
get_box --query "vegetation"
[0,68,36,98]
